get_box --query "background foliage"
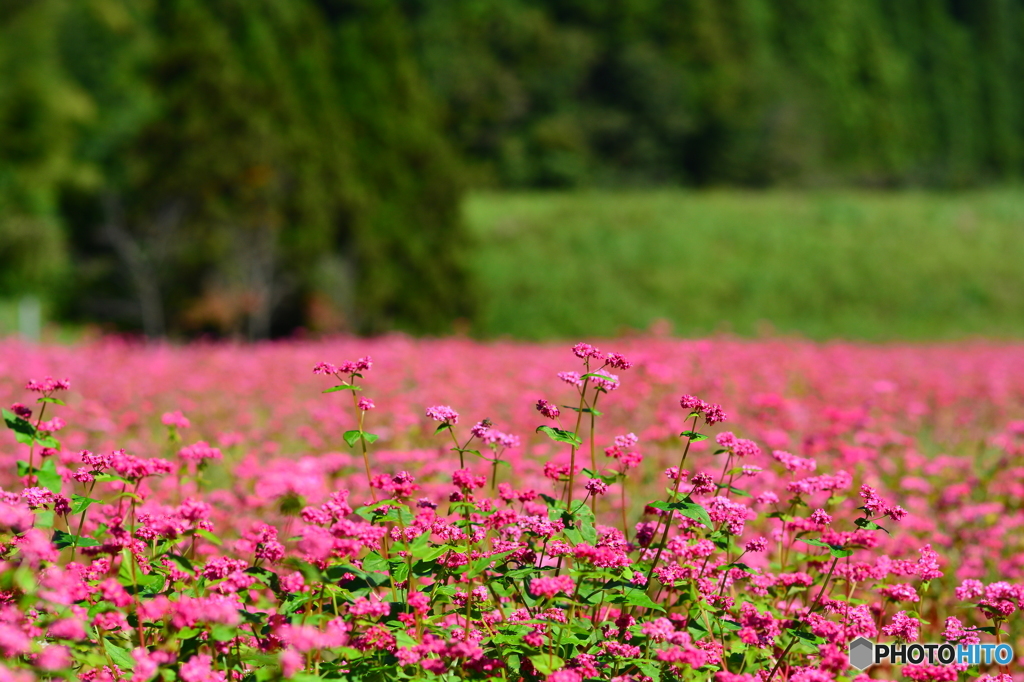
[2,0,1024,338]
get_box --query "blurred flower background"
[2,0,1023,341]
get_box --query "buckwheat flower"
[690,472,715,495]
[452,469,486,490]
[336,356,373,374]
[880,583,919,603]
[716,432,738,448]
[530,574,576,599]
[312,362,338,375]
[771,450,816,473]
[358,397,375,411]
[425,405,459,424]
[547,670,583,682]
[536,399,560,420]
[179,654,224,682]
[620,450,643,469]
[48,618,86,640]
[916,544,943,580]
[859,485,886,514]
[809,509,832,526]
[680,395,727,425]
[585,479,608,496]
[734,438,759,457]
[885,505,908,522]
[881,610,920,642]
[955,579,984,601]
[21,487,54,509]
[605,352,633,370]
[0,501,34,533]
[161,411,190,429]
[26,377,70,393]
[483,429,520,449]
[614,433,638,449]
[280,649,303,678]
[642,617,676,642]
[745,537,768,553]
[178,441,222,462]
[756,492,779,505]
[558,371,583,387]
[943,616,980,645]
[38,416,65,432]
[572,342,603,359]
[9,403,31,420]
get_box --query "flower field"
[1,336,1023,681]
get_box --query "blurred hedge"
[0,0,472,337]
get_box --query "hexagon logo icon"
[848,637,874,670]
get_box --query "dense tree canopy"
[1,0,471,337]
[402,0,1024,188]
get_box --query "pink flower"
[536,399,560,420]
[585,479,608,496]
[530,574,576,599]
[679,395,727,425]
[881,610,920,642]
[313,362,338,375]
[25,377,70,393]
[426,405,459,424]
[744,537,768,553]
[9,404,31,419]
[35,645,71,671]
[571,343,603,360]
[358,397,375,411]
[809,509,832,526]
[180,654,226,682]
[178,441,222,462]
[161,411,191,429]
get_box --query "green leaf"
[787,628,825,644]
[796,538,831,549]
[36,459,62,493]
[362,552,388,574]
[51,530,100,550]
[323,384,359,393]
[830,547,854,558]
[434,423,452,434]
[561,405,603,416]
[634,660,662,682]
[2,409,36,444]
[725,562,757,574]
[36,396,66,405]
[34,510,54,529]
[103,640,135,671]
[536,425,582,447]
[195,529,222,546]
[716,483,752,498]
[619,588,665,612]
[680,430,708,442]
[162,553,196,575]
[528,654,564,676]
[70,495,99,515]
[343,430,362,447]
[854,517,890,534]
[362,432,379,444]
[649,499,712,528]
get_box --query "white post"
[17,295,41,342]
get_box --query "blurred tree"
[401,0,1024,188]
[6,0,471,337]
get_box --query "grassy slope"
[465,189,1024,340]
